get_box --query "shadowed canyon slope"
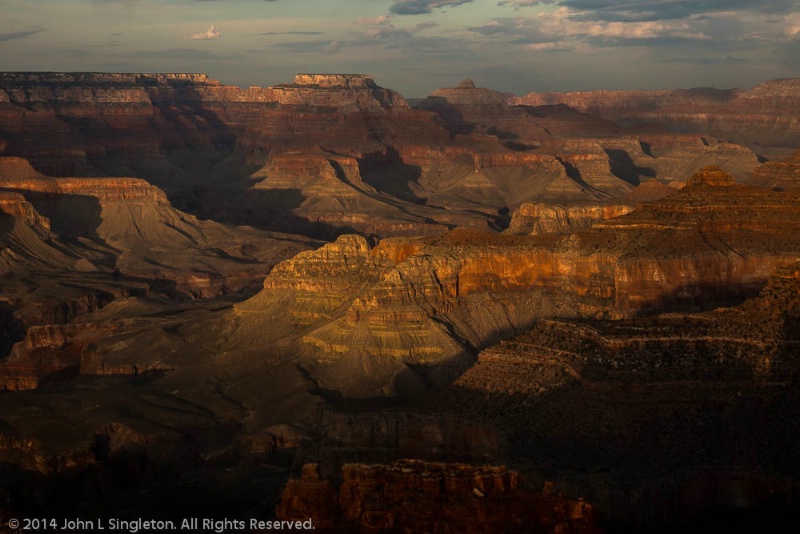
[512,79,800,156]
[0,72,774,239]
[2,72,800,532]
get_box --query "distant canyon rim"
[1,71,800,533]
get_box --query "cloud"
[186,24,220,40]
[354,15,439,39]
[0,27,45,42]
[389,0,473,15]
[498,0,557,8]
[323,40,340,54]
[560,0,798,22]
[472,8,713,50]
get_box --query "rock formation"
[0,72,768,239]
[422,259,800,531]
[227,167,800,396]
[276,461,600,534]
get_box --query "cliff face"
[423,259,800,531]
[229,167,800,396]
[276,461,600,534]
[0,72,772,240]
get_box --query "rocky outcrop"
[276,461,600,534]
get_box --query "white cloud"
[186,24,220,41]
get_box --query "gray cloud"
[0,28,45,42]
[498,0,557,8]
[355,16,439,39]
[389,0,472,15]
[561,0,798,22]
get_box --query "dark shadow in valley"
[413,96,476,139]
[632,280,765,317]
[604,149,656,186]
[218,187,364,240]
[1,189,103,239]
[0,301,25,358]
[356,148,427,204]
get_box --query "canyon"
[1,72,800,532]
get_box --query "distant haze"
[2,0,799,97]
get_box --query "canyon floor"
[1,73,800,532]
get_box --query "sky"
[1,0,799,97]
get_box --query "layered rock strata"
[231,167,800,396]
[422,260,800,531]
[507,203,634,235]
[276,461,600,534]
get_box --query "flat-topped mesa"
[271,73,407,109]
[292,74,375,89]
[0,72,215,87]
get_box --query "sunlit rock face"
[231,167,800,397]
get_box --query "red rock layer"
[276,461,600,534]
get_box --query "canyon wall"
[232,167,800,396]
